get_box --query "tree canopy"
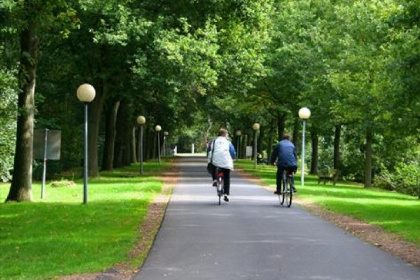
[0,0,419,201]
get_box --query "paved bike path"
[133,155,420,280]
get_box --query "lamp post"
[236,130,242,159]
[298,107,311,187]
[155,125,162,164]
[252,123,260,168]
[137,116,146,175]
[163,131,168,157]
[77,83,96,204]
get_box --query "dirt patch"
[235,168,420,267]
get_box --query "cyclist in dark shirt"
[270,134,298,194]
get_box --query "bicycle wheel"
[284,175,292,207]
[279,171,286,205]
[217,177,224,205]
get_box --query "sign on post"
[33,129,61,199]
[246,146,253,158]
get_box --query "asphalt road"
[133,155,420,280]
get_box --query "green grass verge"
[235,160,420,246]
[0,160,171,280]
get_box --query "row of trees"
[0,0,419,202]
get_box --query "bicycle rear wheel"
[217,179,224,205]
[284,176,292,207]
[279,172,286,205]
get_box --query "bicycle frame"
[279,169,294,207]
[216,168,224,205]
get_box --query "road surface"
[133,155,420,280]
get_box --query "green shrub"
[374,161,420,197]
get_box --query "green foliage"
[0,57,17,182]
[374,147,420,196]
[1,0,419,196]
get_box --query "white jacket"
[208,136,234,170]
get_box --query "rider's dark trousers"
[276,165,297,192]
[213,167,231,195]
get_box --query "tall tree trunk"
[132,127,138,163]
[267,121,276,159]
[6,26,38,202]
[242,134,248,159]
[292,118,300,151]
[122,123,132,166]
[113,101,128,168]
[277,113,286,140]
[334,124,341,170]
[364,128,373,188]
[101,100,120,170]
[310,130,318,175]
[153,130,158,159]
[258,126,264,155]
[88,82,105,177]
[147,129,154,160]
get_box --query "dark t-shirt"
[270,140,297,167]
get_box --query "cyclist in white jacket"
[207,128,236,202]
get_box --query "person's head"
[218,128,228,137]
[282,134,291,141]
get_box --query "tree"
[327,0,400,187]
[3,0,77,202]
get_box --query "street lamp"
[236,130,242,159]
[137,116,146,175]
[163,131,169,157]
[252,123,260,168]
[77,83,96,204]
[298,107,311,187]
[155,125,162,164]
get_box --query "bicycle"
[278,168,294,207]
[215,167,225,205]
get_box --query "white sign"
[246,146,253,157]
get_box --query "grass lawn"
[235,160,420,246]
[0,160,171,280]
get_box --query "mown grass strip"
[0,160,171,280]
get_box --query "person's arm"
[270,144,278,165]
[229,142,236,159]
[207,140,214,161]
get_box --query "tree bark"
[6,26,38,202]
[257,125,264,155]
[292,118,300,152]
[122,124,132,166]
[310,130,318,174]
[267,121,276,159]
[114,101,128,168]
[364,128,373,188]
[101,100,120,170]
[132,127,138,163]
[87,82,105,177]
[334,124,341,170]
[276,113,286,140]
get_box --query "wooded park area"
[0,0,419,202]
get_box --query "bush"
[374,162,420,197]
[50,179,76,188]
